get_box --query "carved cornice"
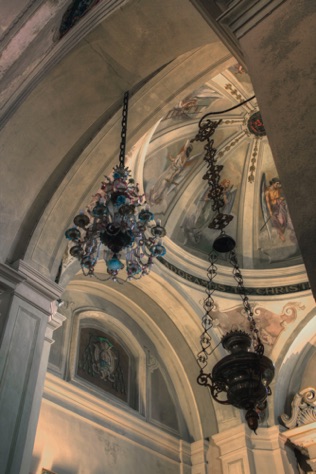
[191,0,287,65]
[281,388,316,429]
[218,0,287,40]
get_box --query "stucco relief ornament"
[212,301,304,351]
[281,387,316,429]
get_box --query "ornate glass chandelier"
[193,103,275,433]
[65,92,166,281]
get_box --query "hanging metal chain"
[192,118,233,231]
[229,250,264,355]
[119,91,129,168]
[197,251,218,370]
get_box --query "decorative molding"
[281,388,316,429]
[158,257,311,295]
[0,261,63,319]
[224,82,243,102]
[279,422,316,474]
[45,305,67,344]
[43,372,192,465]
[191,0,287,65]
[217,131,246,160]
[218,0,287,40]
[248,138,260,183]
[0,0,43,46]
[0,0,127,129]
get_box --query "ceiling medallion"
[247,111,266,137]
[194,100,274,433]
[65,92,166,282]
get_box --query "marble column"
[0,261,65,474]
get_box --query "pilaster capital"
[45,301,67,344]
[0,260,63,315]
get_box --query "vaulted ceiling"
[1,0,316,452]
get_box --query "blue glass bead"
[106,257,124,271]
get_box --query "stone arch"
[61,270,219,441]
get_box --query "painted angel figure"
[164,85,222,120]
[147,139,200,206]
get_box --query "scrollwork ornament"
[197,370,212,387]
[281,387,316,429]
[210,381,230,405]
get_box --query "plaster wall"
[31,394,189,474]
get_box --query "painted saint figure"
[264,178,292,242]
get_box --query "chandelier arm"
[119,91,129,169]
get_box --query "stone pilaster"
[248,426,291,474]
[212,425,253,474]
[0,261,65,474]
[191,439,209,474]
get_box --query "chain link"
[197,251,218,369]
[229,250,264,355]
[192,118,234,230]
[119,91,129,168]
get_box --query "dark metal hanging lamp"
[65,92,166,281]
[192,99,274,433]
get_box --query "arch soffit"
[65,271,219,439]
[22,42,233,280]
